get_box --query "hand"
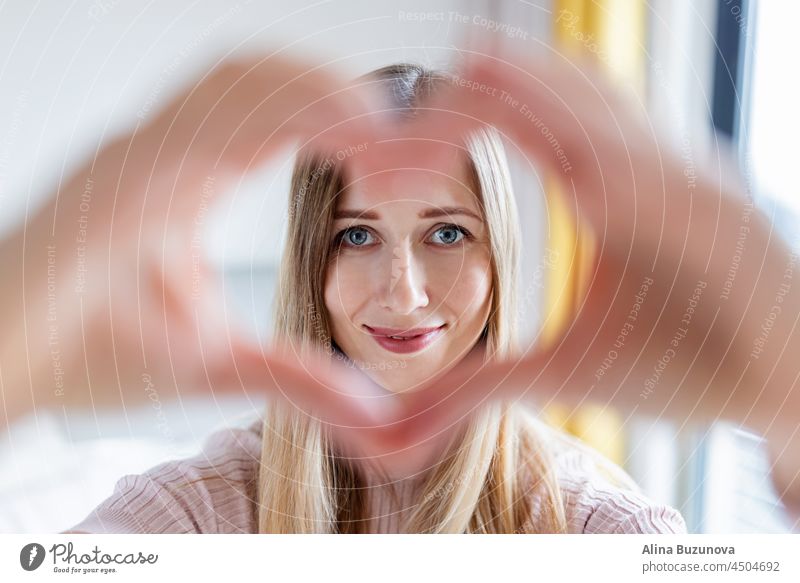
[1,53,384,429]
[95,53,384,404]
[383,50,798,484]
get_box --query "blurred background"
[0,0,796,533]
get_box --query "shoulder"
[527,415,687,534]
[69,417,263,534]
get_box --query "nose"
[379,240,429,315]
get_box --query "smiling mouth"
[362,324,446,354]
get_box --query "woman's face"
[324,153,493,393]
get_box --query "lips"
[363,324,446,354]
[364,325,445,339]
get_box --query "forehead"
[337,151,480,216]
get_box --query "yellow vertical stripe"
[539,177,578,351]
[588,0,646,91]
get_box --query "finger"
[396,351,504,442]
[412,48,638,189]
[178,54,381,173]
[215,339,401,431]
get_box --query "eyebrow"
[333,206,483,221]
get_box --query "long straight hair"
[257,64,568,533]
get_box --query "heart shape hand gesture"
[17,48,794,490]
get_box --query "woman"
[66,64,685,534]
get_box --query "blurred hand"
[2,53,385,434]
[98,53,384,401]
[377,50,797,473]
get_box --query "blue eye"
[430,224,470,246]
[335,226,374,248]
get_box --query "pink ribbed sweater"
[70,416,687,534]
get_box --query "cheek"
[324,260,364,327]
[429,252,493,318]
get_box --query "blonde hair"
[257,63,568,533]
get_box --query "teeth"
[388,335,407,340]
